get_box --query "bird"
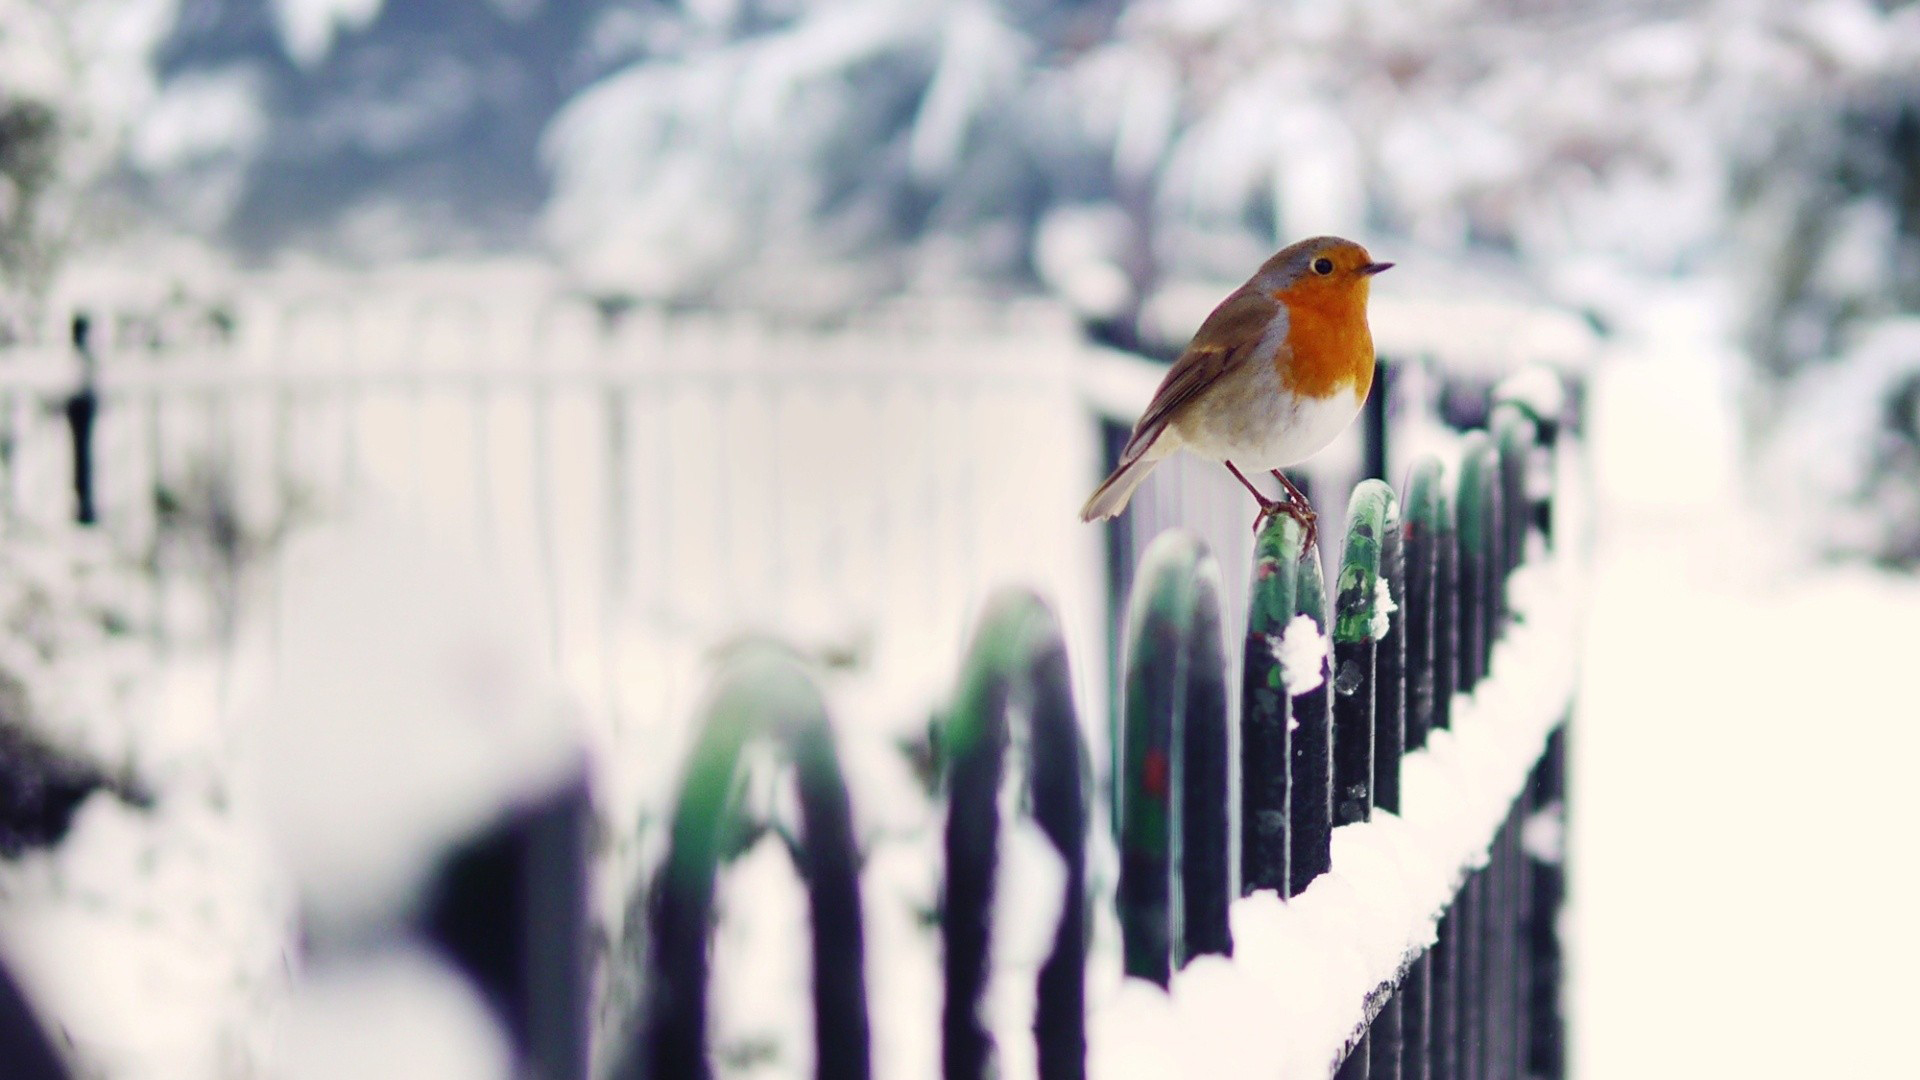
[1079,236,1392,553]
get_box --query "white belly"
[1168,359,1365,471]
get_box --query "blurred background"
[1,0,1917,1077]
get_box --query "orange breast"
[1274,285,1375,403]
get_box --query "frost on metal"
[1270,614,1329,697]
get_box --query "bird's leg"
[1224,461,1295,540]
[1267,469,1318,552]
[1270,469,1310,506]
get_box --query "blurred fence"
[0,297,1111,730]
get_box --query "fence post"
[1491,408,1534,578]
[420,770,593,1080]
[622,648,869,1080]
[1419,456,1462,1080]
[1285,524,1334,895]
[1433,473,1459,735]
[944,590,1089,1080]
[1401,460,1441,755]
[1525,727,1568,1079]
[1364,358,1392,483]
[1332,480,1396,827]
[1338,479,1404,1079]
[1240,516,1300,897]
[1494,371,1566,546]
[1375,493,1407,819]
[1116,532,1230,984]
[1397,462,1433,1080]
[65,313,98,526]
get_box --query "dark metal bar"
[1512,796,1533,1076]
[1364,357,1392,483]
[1336,1032,1372,1080]
[1488,818,1515,1080]
[1492,406,1537,585]
[1288,529,1335,895]
[1432,906,1459,1080]
[1023,609,1095,1080]
[1506,801,1529,1080]
[1117,532,1231,980]
[1375,499,1407,814]
[1458,873,1484,1080]
[1372,995,1404,1080]
[945,591,1089,1080]
[1433,483,1459,733]
[1454,433,1496,691]
[1526,725,1569,1079]
[1333,481,1395,827]
[1402,461,1442,752]
[1241,516,1301,896]
[625,649,870,1080]
[421,770,593,1080]
[1402,952,1431,1080]
[1117,558,1174,985]
[66,313,99,526]
[1494,370,1567,548]
[1181,566,1233,965]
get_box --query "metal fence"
[580,375,1574,1078]
[0,295,1578,1077]
[0,297,1112,744]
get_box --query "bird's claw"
[1253,498,1317,555]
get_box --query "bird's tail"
[1079,450,1162,522]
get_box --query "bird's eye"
[1312,257,1335,275]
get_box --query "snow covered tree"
[1734,70,1920,565]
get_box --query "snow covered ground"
[1571,316,1920,1077]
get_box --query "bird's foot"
[1252,497,1317,554]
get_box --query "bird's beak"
[1359,262,1394,276]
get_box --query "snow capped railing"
[596,372,1577,1077]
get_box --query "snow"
[275,945,513,1080]
[0,792,289,1080]
[127,69,270,173]
[1519,800,1563,866]
[271,0,386,69]
[250,505,582,931]
[1369,576,1396,642]
[1271,614,1329,697]
[1570,339,1920,1078]
[982,814,1070,1080]
[708,834,816,1079]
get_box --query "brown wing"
[1118,287,1280,463]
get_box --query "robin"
[1079,236,1391,552]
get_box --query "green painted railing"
[1115,532,1230,984]
[621,646,868,1080]
[941,589,1089,1080]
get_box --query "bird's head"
[1255,236,1392,307]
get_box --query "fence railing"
[0,296,1579,1077]
[589,371,1569,1076]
